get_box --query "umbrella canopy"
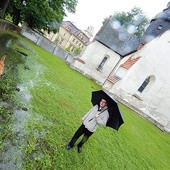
[91,90,124,131]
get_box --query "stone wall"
[0,19,21,33]
[21,26,70,60]
[105,88,169,132]
[0,20,74,61]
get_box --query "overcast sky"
[64,0,170,35]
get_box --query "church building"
[71,2,170,132]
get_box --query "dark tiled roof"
[141,19,170,44]
[62,21,90,45]
[94,21,140,57]
[141,2,170,44]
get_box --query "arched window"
[97,55,109,70]
[66,26,71,31]
[138,77,150,93]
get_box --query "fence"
[0,20,74,62]
[21,25,71,60]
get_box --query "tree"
[2,0,78,32]
[103,7,149,37]
[0,0,10,19]
[73,47,81,54]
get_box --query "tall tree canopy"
[103,7,150,37]
[0,0,78,32]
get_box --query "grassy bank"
[0,31,170,170]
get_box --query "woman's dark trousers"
[68,124,93,147]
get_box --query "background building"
[46,21,92,53]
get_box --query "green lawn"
[0,32,170,170]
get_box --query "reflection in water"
[0,34,17,50]
[0,33,39,169]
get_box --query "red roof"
[107,75,121,84]
[121,57,140,69]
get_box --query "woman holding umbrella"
[66,90,124,153]
[66,98,109,153]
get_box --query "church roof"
[94,20,140,57]
[141,2,170,44]
[121,57,141,69]
[155,2,170,22]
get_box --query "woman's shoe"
[77,146,82,153]
[66,145,72,150]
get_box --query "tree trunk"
[26,15,35,28]
[0,0,10,19]
[12,5,21,25]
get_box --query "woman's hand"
[96,114,99,118]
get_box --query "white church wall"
[104,52,140,90]
[155,84,170,119]
[113,31,170,98]
[72,40,121,84]
[136,31,170,107]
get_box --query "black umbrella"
[91,90,124,131]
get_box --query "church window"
[59,38,64,45]
[66,26,71,31]
[157,25,163,30]
[78,33,83,39]
[138,77,150,93]
[97,55,109,70]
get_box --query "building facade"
[71,20,140,85]
[103,2,170,132]
[70,2,170,132]
[104,30,170,132]
[46,21,90,53]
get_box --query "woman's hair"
[102,98,109,104]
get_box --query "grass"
[0,31,170,170]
